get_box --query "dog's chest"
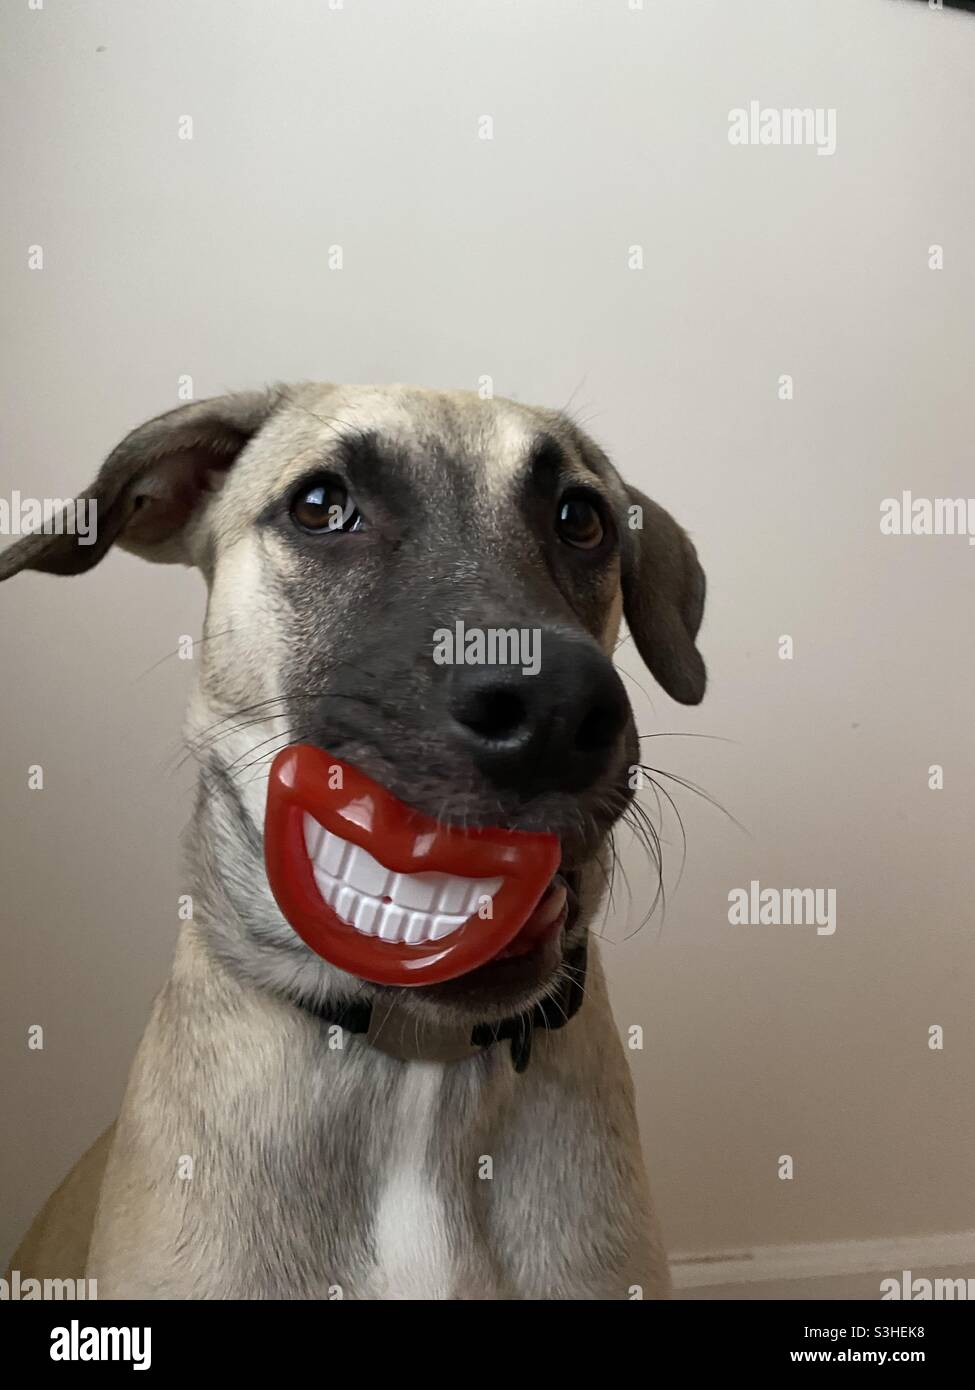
[362,1058,506,1300]
[369,1063,454,1298]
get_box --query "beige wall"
[2,0,973,1265]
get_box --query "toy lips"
[264,744,562,986]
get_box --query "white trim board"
[670,1231,975,1290]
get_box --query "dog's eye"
[290,477,362,534]
[556,490,605,549]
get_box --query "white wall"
[2,0,973,1267]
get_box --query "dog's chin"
[376,868,582,1026]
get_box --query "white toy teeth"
[303,815,502,946]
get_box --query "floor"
[675,1264,975,1300]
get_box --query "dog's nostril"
[452,685,529,743]
[575,700,622,753]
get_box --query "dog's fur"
[2,384,706,1299]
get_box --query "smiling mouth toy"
[264,744,563,986]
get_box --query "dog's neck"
[295,937,588,1072]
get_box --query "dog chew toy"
[265,744,562,986]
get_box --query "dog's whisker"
[637,762,747,835]
[188,695,295,742]
[229,750,295,785]
[188,710,295,754]
[541,987,570,1029]
[187,665,389,749]
[217,698,382,775]
[367,994,404,1049]
[637,730,734,743]
[134,624,240,682]
[613,661,658,719]
[223,734,298,781]
[626,794,670,883]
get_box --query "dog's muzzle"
[264,744,566,987]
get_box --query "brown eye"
[290,477,361,533]
[556,491,605,549]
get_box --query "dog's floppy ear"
[620,487,707,705]
[0,388,282,581]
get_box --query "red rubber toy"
[264,744,561,986]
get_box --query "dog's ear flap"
[621,487,707,705]
[0,388,282,581]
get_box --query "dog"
[2,383,706,1299]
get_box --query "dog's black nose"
[447,634,630,795]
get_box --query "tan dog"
[3,384,706,1298]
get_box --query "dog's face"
[0,384,706,1026]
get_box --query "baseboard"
[670,1231,975,1290]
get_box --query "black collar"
[298,937,588,1073]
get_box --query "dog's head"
[0,384,705,1025]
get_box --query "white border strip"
[671,1231,975,1290]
